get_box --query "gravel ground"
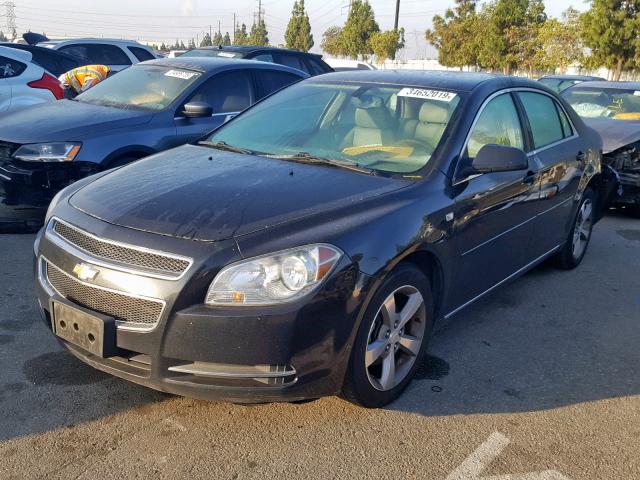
[0,214,638,479]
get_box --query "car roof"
[38,38,148,47]
[0,42,80,60]
[139,56,309,77]
[567,80,640,90]
[0,45,33,63]
[305,70,542,93]
[192,45,324,58]
[540,75,604,81]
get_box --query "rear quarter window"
[0,56,27,78]
[128,46,156,62]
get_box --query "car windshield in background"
[563,87,640,120]
[76,64,201,111]
[181,49,244,59]
[206,82,462,174]
[539,78,582,93]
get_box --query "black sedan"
[35,71,616,407]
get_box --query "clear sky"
[5,0,588,58]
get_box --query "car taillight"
[27,73,64,100]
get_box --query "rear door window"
[466,93,524,158]
[59,44,132,66]
[258,70,302,97]
[517,92,565,149]
[0,56,26,78]
[128,46,156,62]
[275,54,308,73]
[188,70,253,114]
[252,53,274,63]
[306,58,329,75]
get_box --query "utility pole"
[209,24,212,42]
[4,1,17,40]
[233,13,236,43]
[394,0,400,31]
[218,20,221,35]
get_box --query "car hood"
[583,117,640,154]
[69,144,410,242]
[0,100,153,144]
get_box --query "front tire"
[554,189,595,270]
[342,263,434,408]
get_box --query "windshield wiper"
[268,152,376,175]
[199,140,257,155]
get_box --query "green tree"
[160,42,167,51]
[537,7,583,74]
[213,31,223,45]
[341,0,379,59]
[0,31,8,42]
[285,0,314,52]
[234,23,249,45]
[222,32,232,46]
[188,38,196,49]
[249,18,269,46]
[426,0,480,69]
[321,26,344,56]
[580,0,640,80]
[200,33,212,47]
[504,0,547,77]
[369,29,404,64]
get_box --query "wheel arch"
[101,146,156,170]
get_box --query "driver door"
[173,70,255,146]
[449,93,540,309]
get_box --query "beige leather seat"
[349,104,395,147]
[414,102,450,149]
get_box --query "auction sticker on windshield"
[164,70,197,80]
[398,88,457,102]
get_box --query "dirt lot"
[0,214,638,479]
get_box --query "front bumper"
[0,160,98,229]
[34,209,370,403]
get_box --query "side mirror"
[459,144,529,178]
[182,101,213,118]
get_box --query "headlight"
[13,142,81,162]
[205,244,342,306]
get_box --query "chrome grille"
[45,260,164,329]
[52,220,191,277]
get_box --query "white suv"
[38,38,158,72]
[0,46,63,113]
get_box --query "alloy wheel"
[572,198,593,259]
[365,285,427,391]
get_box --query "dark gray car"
[0,57,307,228]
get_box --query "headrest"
[355,105,390,129]
[419,102,450,124]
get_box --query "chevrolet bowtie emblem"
[72,263,99,281]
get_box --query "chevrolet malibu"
[35,72,615,407]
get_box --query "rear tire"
[341,263,434,408]
[554,189,595,270]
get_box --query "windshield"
[76,64,201,111]
[562,86,640,120]
[539,78,582,93]
[206,82,462,174]
[181,49,243,59]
